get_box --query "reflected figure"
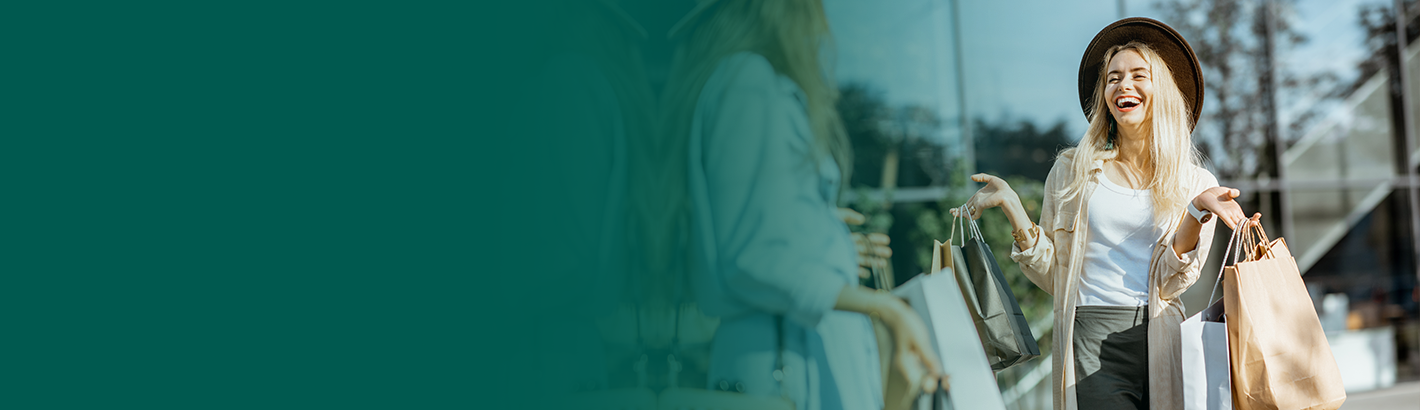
[526,0,656,397]
[957,18,1257,410]
[661,0,943,409]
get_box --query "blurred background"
[550,0,1420,408]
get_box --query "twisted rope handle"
[1244,219,1275,260]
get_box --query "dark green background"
[6,2,562,408]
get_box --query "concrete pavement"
[1340,381,1420,409]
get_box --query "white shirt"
[1078,172,1164,307]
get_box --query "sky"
[823,0,1387,147]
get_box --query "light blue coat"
[687,52,882,410]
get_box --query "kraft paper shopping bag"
[1223,221,1345,410]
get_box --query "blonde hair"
[1061,42,1201,225]
[634,0,848,303]
[661,0,850,171]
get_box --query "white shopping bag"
[891,270,1006,410]
[1181,299,1231,410]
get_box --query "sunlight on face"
[1105,49,1153,129]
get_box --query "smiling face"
[1105,49,1153,130]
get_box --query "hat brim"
[1078,17,1204,131]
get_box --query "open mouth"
[1115,95,1142,112]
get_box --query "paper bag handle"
[954,204,985,242]
[948,205,967,246]
[1205,217,1252,305]
[1240,219,1276,261]
[949,204,981,243]
[936,205,969,274]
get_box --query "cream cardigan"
[1010,151,1219,410]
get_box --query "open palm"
[952,174,1019,220]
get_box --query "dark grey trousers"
[1073,305,1149,410]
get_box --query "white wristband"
[1187,201,1213,224]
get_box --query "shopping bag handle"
[1205,216,1253,305]
[966,206,985,242]
[1240,219,1276,261]
[870,247,892,290]
[948,205,967,246]
[951,204,985,242]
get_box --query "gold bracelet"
[1012,223,1039,244]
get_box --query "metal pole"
[1393,0,1420,288]
[1119,0,1127,18]
[1262,0,1294,241]
[949,0,974,176]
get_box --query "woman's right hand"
[952,174,1035,243]
[952,173,1023,221]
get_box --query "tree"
[1154,0,1339,179]
[837,83,953,191]
[973,118,1073,182]
[838,82,963,285]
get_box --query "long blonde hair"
[633,0,849,303]
[1062,42,1201,225]
[661,0,850,171]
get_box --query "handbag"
[1223,220,1346,410]
[935,206,1040,371]
[657,308,794,410]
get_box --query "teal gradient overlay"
[4,2,601,408]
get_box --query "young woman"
[661,0,944,408]
[957,18,1258,410]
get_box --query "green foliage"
[972,118,1072,183]
[837,80,1057,345]
[845,186,894,234]
[839,83,953,188]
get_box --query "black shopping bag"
[950,206,1039,371]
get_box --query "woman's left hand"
[1192,186,1260,229]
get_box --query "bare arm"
[1172,186,1256,256]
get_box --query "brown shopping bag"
[1222,220,1346,410]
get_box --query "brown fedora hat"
[1078,17,1204,131]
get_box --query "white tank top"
[1078,172,1163,307]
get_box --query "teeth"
[1116,96,1141,108]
